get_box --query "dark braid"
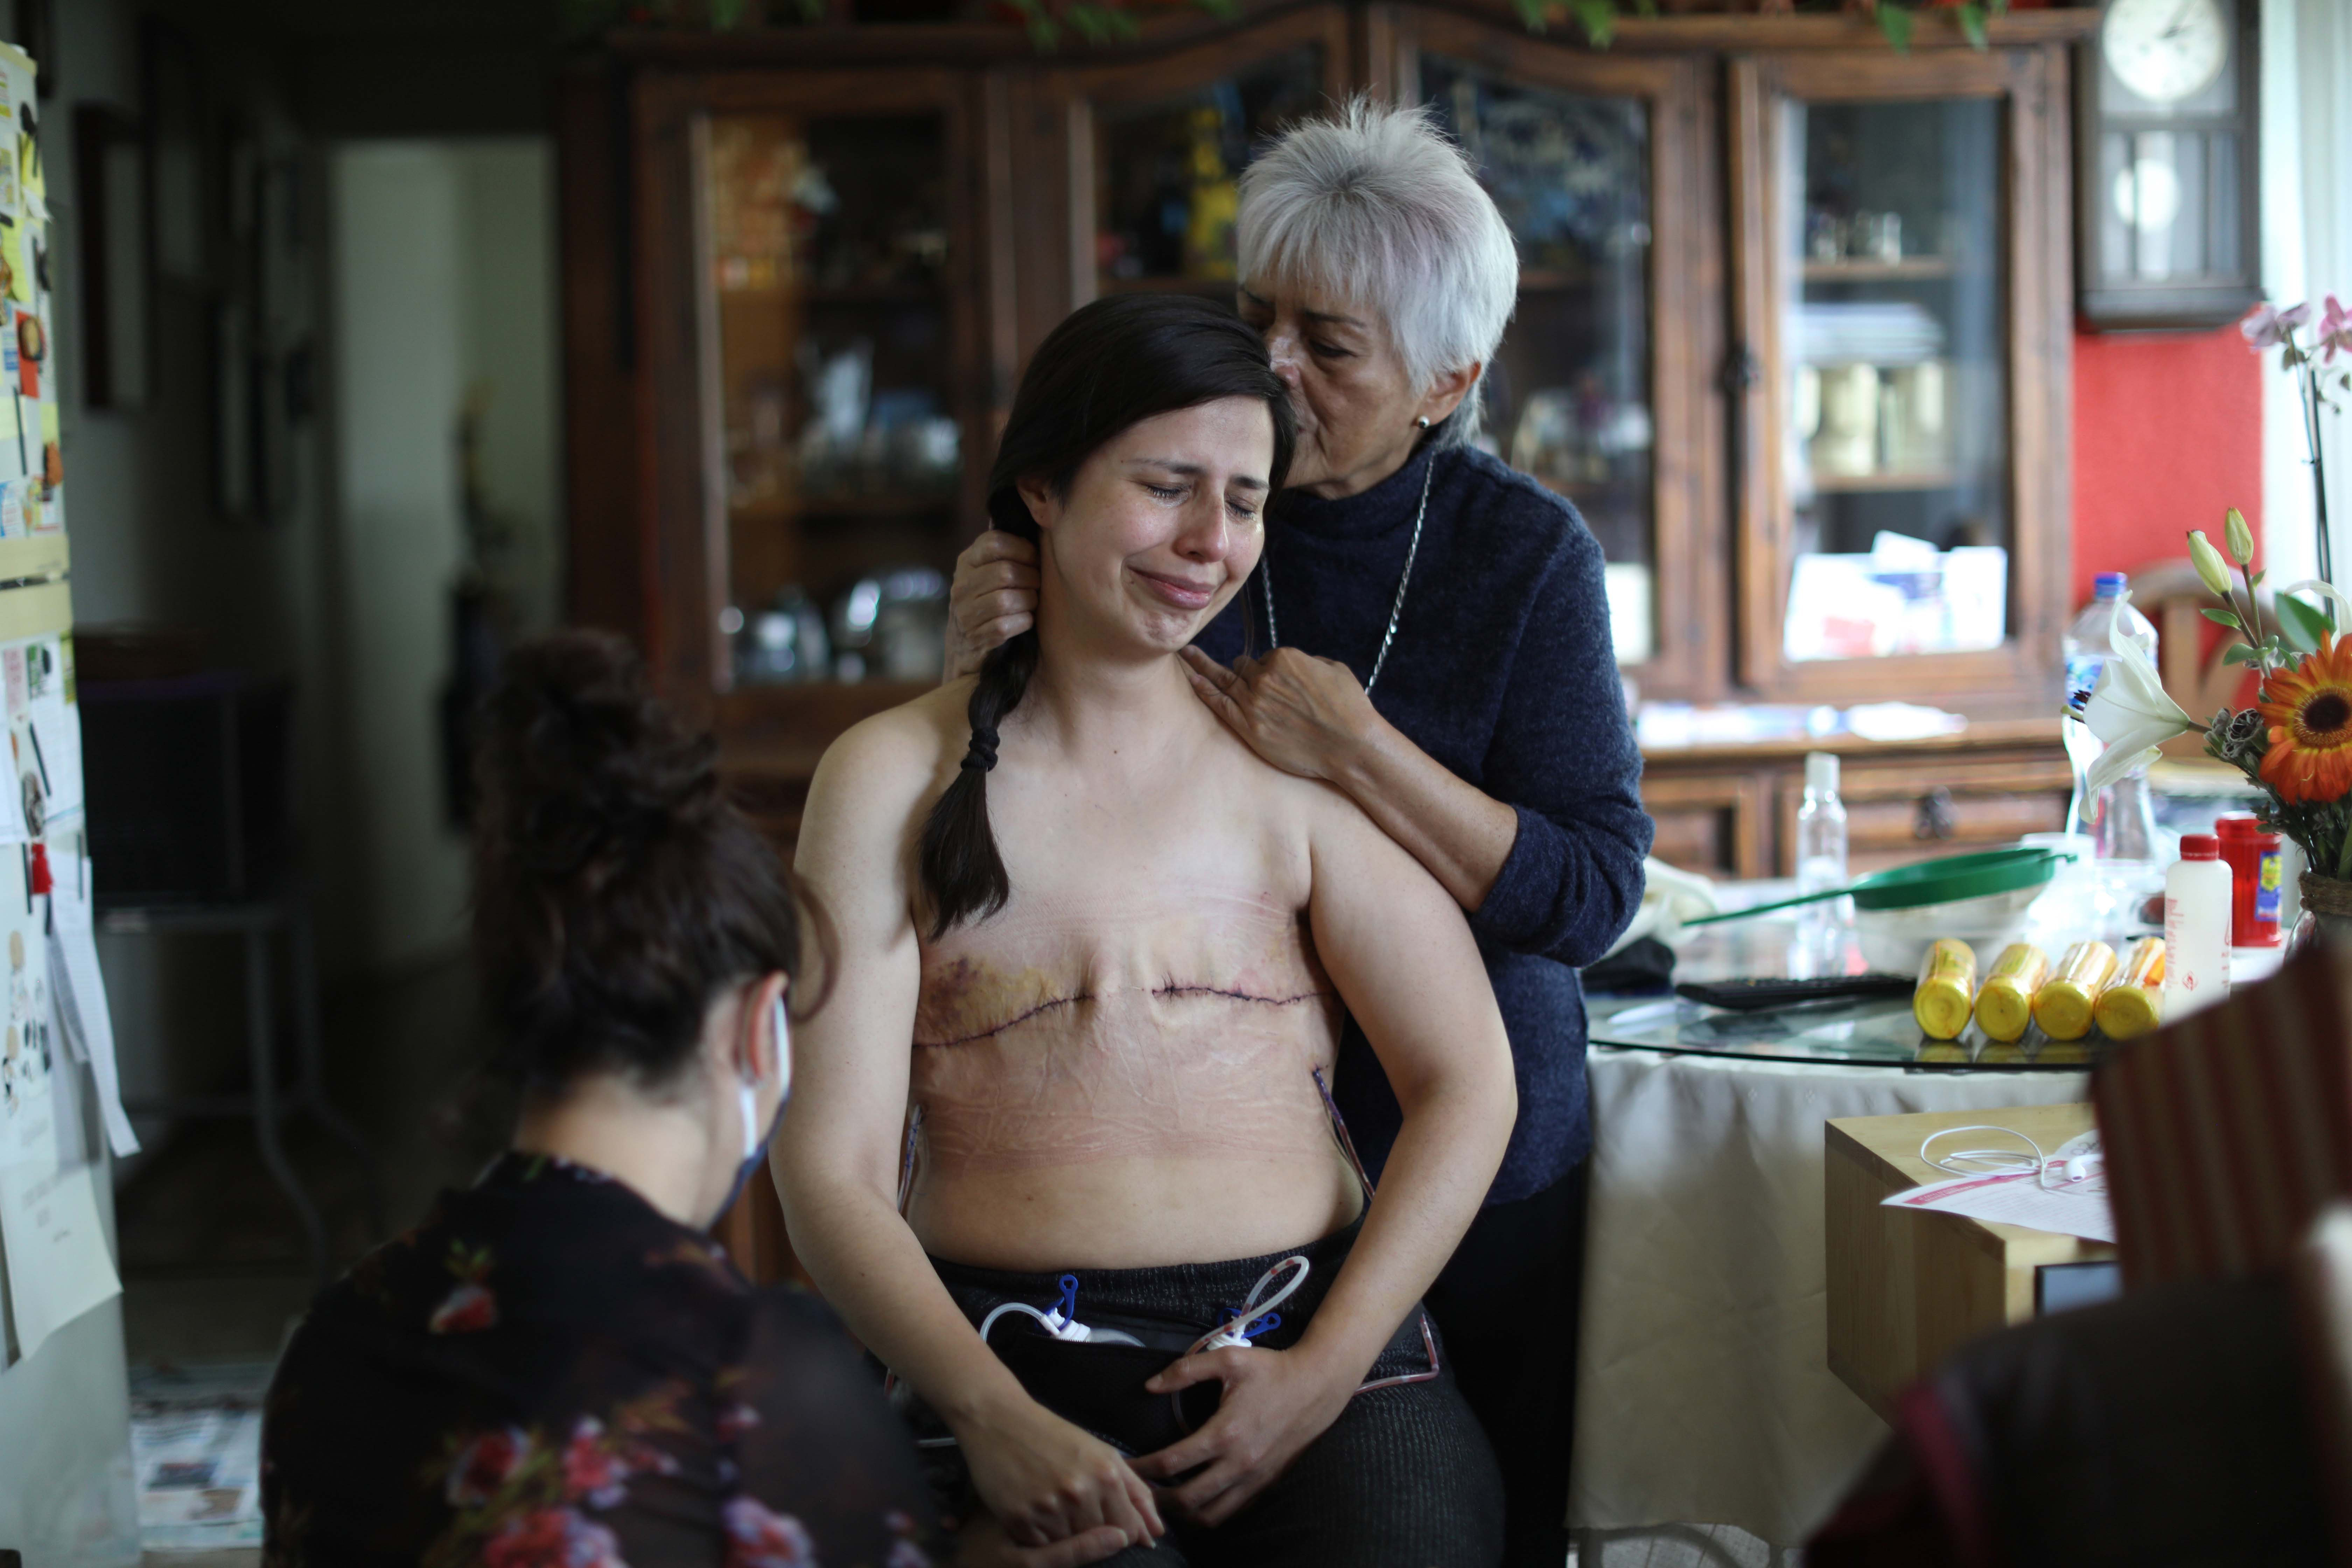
[914,293,1293,938]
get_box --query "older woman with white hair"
[946,100,1650,1564]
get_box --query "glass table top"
[1586,906,2106,1071]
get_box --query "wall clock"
[2077,0,2261,329]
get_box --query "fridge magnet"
[16,308,39,397]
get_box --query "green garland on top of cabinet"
[569,0,2008,51]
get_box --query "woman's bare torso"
[906,756,1362,1270]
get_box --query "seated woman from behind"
[261,635,1118,1568]
[778,294,1517,1568]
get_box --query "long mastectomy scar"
[911,886,1342,1172]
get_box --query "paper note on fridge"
[48,850,134,1157]
[0,1160,122,1363]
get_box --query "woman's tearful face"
[1020,398,1274,655]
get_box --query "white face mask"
[718,993,792,1225]
[735,996,793,1156]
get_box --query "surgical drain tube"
[1912,939,1976,1040]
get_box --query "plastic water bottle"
[1794,751,1848,976]
[2062,572,2161,860]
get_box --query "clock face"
[2104,0,2230,106]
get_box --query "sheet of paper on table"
[0,1158,122,1363]
[1882,1166,2117,1244]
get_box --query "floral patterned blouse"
[261,1152,937,1568]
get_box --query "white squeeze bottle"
[2163,834,2232,1022]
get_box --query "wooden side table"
[1826,1103,2115,1417]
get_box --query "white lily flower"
[2079,590,2199,790]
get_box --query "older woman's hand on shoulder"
[944,530,1041,681]
[1179,645,1381,784]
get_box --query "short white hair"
[1237,98,1518,447]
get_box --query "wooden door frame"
[1727,43,2072,711]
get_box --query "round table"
[1567,914,2103,1556]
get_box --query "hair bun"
[478,632,718,881]
[470,631,812,1091]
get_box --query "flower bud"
[2225,507,2255,565]
[2189,530,2232,597]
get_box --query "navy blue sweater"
[1195,443,1652,1204]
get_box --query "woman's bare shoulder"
[803,682,971,839]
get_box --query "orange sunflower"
[2258,634,2352,804]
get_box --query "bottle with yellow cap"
[2092,937,2166,1040]
[1974,943,2050,1043]
[2032,940,2118,1042]
[1912,938,1976,1040]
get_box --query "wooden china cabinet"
[560,2,2102,887]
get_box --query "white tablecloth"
[1568,1047,2092,1546]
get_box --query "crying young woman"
[776,294,1515,1568]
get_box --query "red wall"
[2070,322,2266,608]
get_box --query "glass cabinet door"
[1422,55,1658,665]
[1092,49,1327,293]
[1397,17,1713,690]
[1776,97,2007,663]
[1054,9,1353,311]
[1734,50,2066,705]
[698,104,964,690]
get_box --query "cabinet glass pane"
[1778,98,2007,664]
[1422,57,1655,665]
[704,112,956,686]
[1095,48,1323,289]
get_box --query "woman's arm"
[775,713,1160,1554]
[1131,789,1515,1522]
[1181,526,1650,966]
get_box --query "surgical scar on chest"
[910,897,1342,1172]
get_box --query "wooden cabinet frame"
[570,10,2097,797]
[1727,45,2073,709]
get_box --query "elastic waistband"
[928,1214,1364,1323]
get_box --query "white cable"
[1920,1124,2045,1177]
[1920,1125,2103,1192]
[976,1300,1144,1348]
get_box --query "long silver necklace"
[1261,450,1434,695]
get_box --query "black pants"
[923,1222,1504,1567]
[1422,1162,1589,1568]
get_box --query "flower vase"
[2298,872,2352,948]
